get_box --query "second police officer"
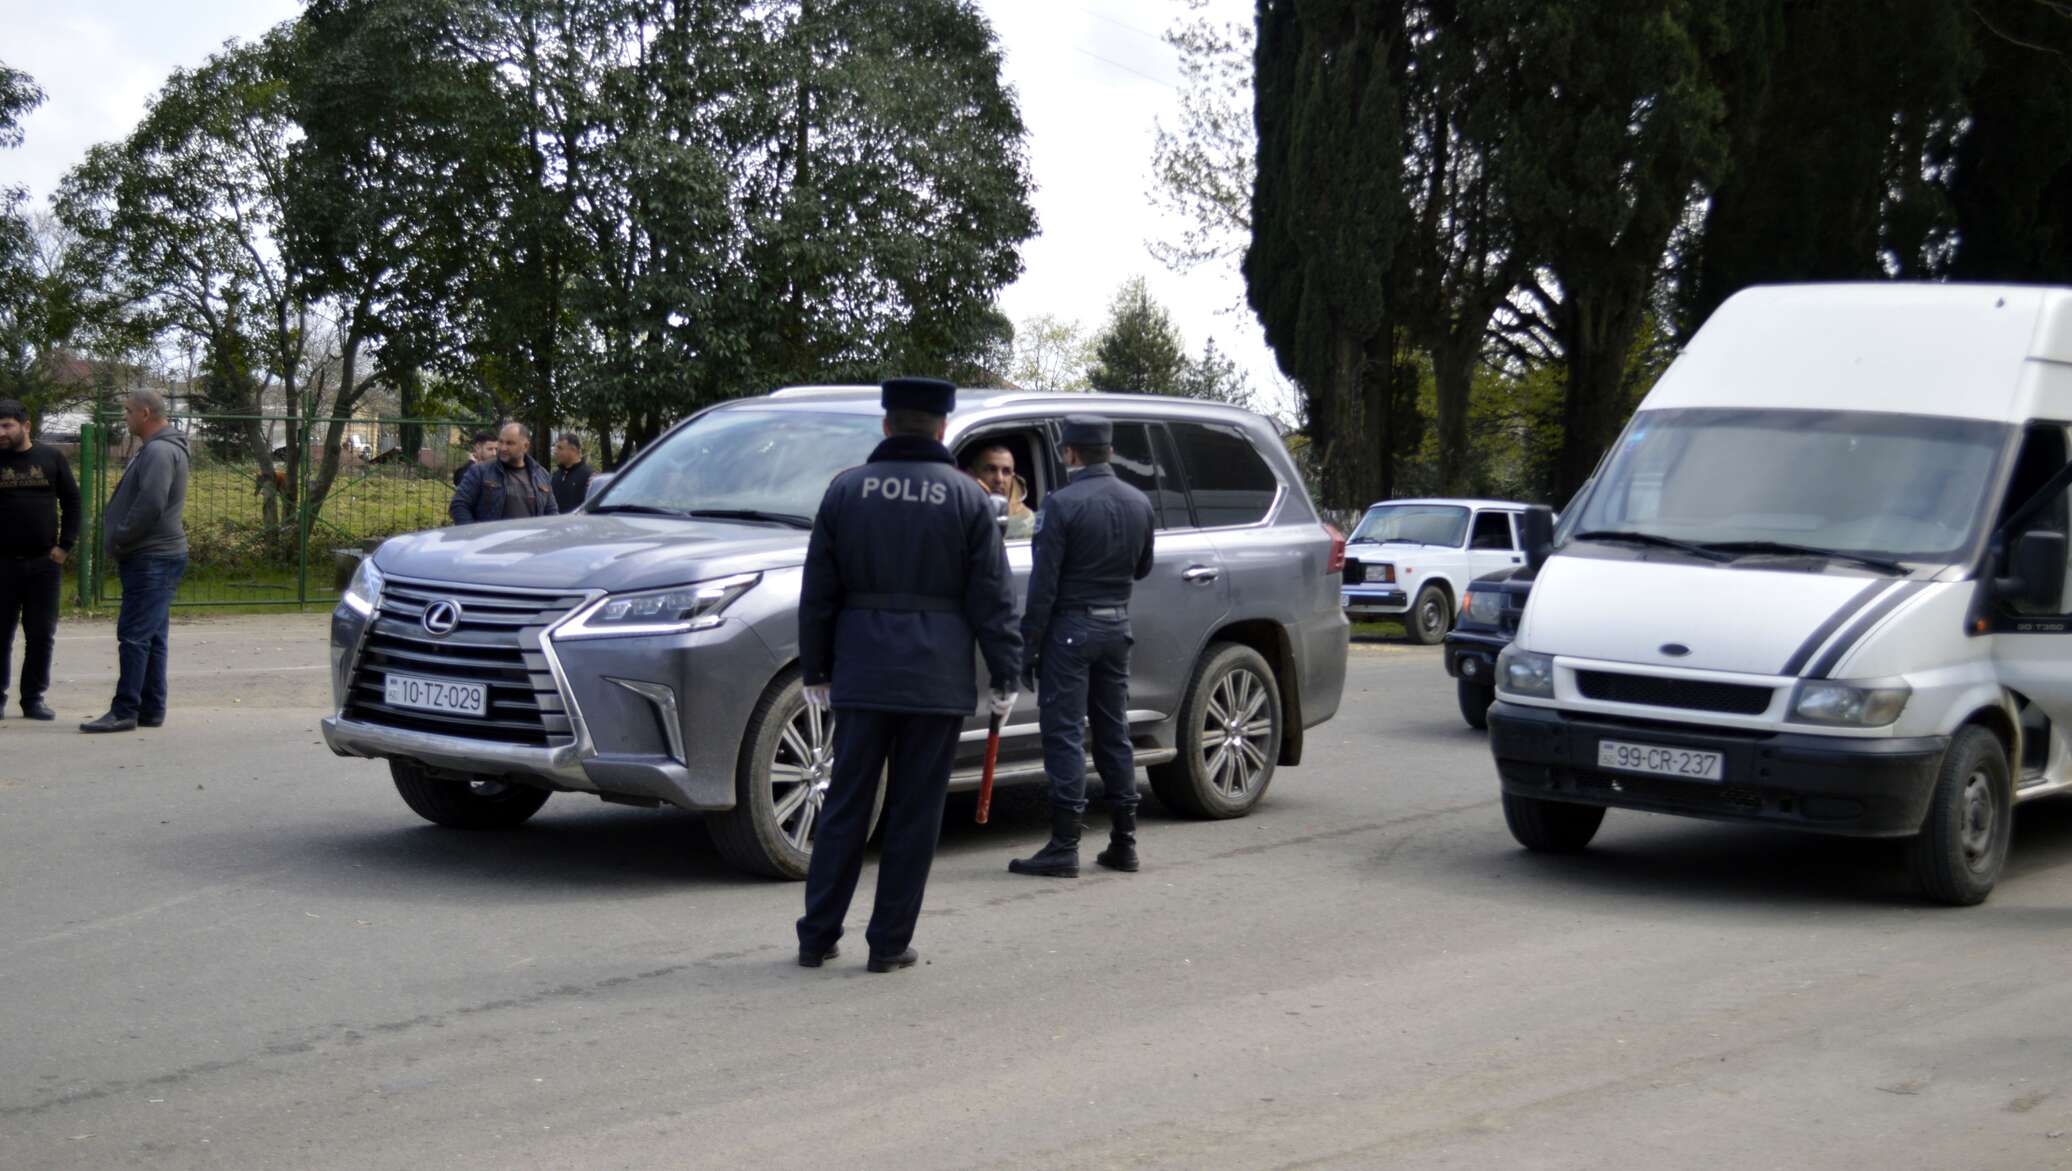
[1011,415,1157,878]
[795,377,1022,972]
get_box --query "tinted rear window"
[1169,422,1278,527]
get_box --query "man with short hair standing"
[452,431,497,487]
[82,390,190,734]
[550,432,592,513]
[795,377,1021,973]
[449,421,556,525]
[1010,415,1157,877]
[0,398,80,721]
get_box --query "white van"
[1489,283,2072,905]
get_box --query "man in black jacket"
[794,377,1021,973]
[550,433,593,513]
[0,399,80,720]
[449,422,557,525]
[1010,415,1157,878]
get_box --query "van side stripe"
[1807,581,1928,679]
[1780,580,1892,677]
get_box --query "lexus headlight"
[342,556,384,618]
[1496,644,1555,698]
[1463,589,1505,625]
[1791,680,1910,727]
[562,573,762,638]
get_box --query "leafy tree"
[1149,0,1254,276]
[1175,336,1255,410]
[1945,4,2072,282]
[1245,0,1408,507]
[1088,276,1186,394]
[1009,313,1093,391]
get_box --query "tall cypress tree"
[1946,4,2072,283]
[1245,0,1406,508]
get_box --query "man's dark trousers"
[0,555,61,709]
[798,709,962,958]
[1038,610,1139,816]
[112,555,186,720]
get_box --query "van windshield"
[1565,408,2009,565]
[1350,503,1470,547]
[594,409,884,524]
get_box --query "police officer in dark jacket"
[795,377,1021,973]
[1011,415,1156,878]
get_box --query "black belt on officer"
[1066,605,1128,619]
[845,592,961,613]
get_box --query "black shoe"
[866,947,918,973]
[22,699,56,721]
[1009,807,1083,877]
[798,942,839,968]
[139,713,164,728]
[1097,807,1140,872]
[79,712,138,734]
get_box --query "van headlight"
[561,573,762,639]
[1496,644,1555,698]
[1790,680,1911,727]
[342,556,384,618]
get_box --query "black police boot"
[1096,807,1139,872]
[1009,807,1082,877]
[22,699,56,721]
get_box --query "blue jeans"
[112,555,186,719]
[1038,611,1138,815]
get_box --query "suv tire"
[1906,724,2011,906]
[391,760,552,829]
[1407,584,1451,645]
[711,670,884,880]
[1501,792,1605,852]
[1150,642,1282,819]
[1457,678,1494,730]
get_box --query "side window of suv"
[1168,421,1278,527]
[1109,422,1189,530]
[1470,510,1516,550]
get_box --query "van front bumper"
[1487,702,1946,838]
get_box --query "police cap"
[1060,414,1112,449]
[881,377,957,416]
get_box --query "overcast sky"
[0,0,1288,415]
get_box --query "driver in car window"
[964,442,1035,539]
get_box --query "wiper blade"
[1696,540,1908,575]
[1571,529,1731,562]
[686,508,813,529]
[587,503,689,517]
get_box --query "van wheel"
[1149,642,1282,819]
[1502,793,1605,852]
[1457,679,1495,730]
[710,671,884,880]
[1407,585,1451,645]
[390,760,551,829]
[1906,725,2012,906]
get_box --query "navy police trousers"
[797,709,962,959]
[1038,611,1139,816]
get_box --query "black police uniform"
[1013,415,1156,875]
[795,378,1021,969]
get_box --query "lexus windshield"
[1349,504,1470,547]
[1564,408,2009,564]
[594,409,884,523]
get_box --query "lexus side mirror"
[1519,505,1556,571]
[1995,529,2067,610]
[583,471,615,507]
[990,492,1010,532]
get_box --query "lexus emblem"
[422,599,463,637]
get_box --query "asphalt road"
[3,614,2071,1170]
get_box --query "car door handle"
[1182,565,1220,584]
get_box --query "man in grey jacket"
[82,390,190,734]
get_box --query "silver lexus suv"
[322,387,1350,877]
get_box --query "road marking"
[48,664,330,683]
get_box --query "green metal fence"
[83,413,490,609]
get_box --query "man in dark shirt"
[1010,415,1157,878]
[449,422,556,524]
[452,431,496,487]
[550,433,593,513]
[0,399,80,720]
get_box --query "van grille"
[342,580,591,747]
[1574,670,1773,716]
